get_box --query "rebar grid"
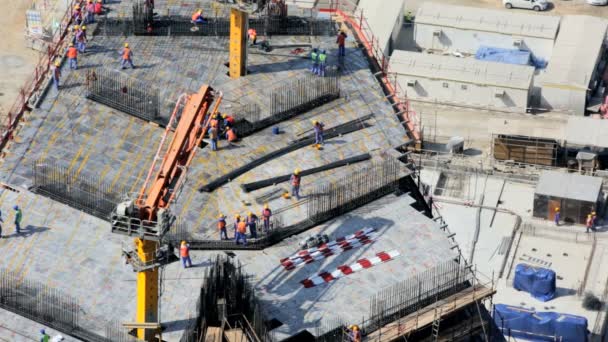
[32,160,122,220]
[178,256,272,342]
[86,68,160,123]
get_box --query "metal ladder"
[431,307,442,341]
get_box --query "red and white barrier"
[300,250,400,288]
[280,228,376,270]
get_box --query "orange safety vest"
[237,221,247,234]
[210,118,219,128]
[248,28,257,38]
[192,12,201,21]
[291,174,301,186]
[180,245,189,257]
[227,129,237,142]
[67,47,78,59]
[122,47,131,60]
[218,219,226,230]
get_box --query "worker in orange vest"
[191,9,205,24]
[248,28,257,45]
[180,241,192,268]
[121,43,135,69]
[66,43,78,70]
[336,31,347,57]
[261,203,272,232]
[235,216,248,245]
[290,168,301,200]
[226,127,238,147]
[218,214,228,240]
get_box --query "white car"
[503,0,549,11]
[587,0,607,6]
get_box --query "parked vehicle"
[587,0,608,6]
[503,0,549,11]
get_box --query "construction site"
[1,0,608,341]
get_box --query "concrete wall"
[540,87,587,116]
[413,24,554,63]
[397,75,530,112]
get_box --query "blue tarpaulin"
[494,304,588,341]
[513,263,556,302]
[474,46,548,68]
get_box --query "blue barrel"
[272,127,280,135]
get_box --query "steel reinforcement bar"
[31,160,122,220]
[240,153,371,192]
[86,68,161,125]
[198,120,370,192]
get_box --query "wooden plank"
[225,328,247,342]
[364,286,496,342]
[205,327,223,342]
[121,322,161,329]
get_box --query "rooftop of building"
[390,50,535,90]
[414,2,561,39]
[356,0,404,53]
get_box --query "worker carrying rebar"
[290,168,301,200]
[94,0,103,15]
[14,205,22,234]
[554,207,560,226]
[66,43,78,70]
[51,60,61,91]
[120,43,135,69]
[85,0,95,24]
[310,48,319,74]
[317,50,327,77]
[313,120,325,146]
[218,214,228,240]
[40,329,50,342]
[246,211,258,239]
[337,31,347,57]
[261,204,272,232]
[347,325,361,342]
[248,28,258,45]
[191,9,205,24]
[180,241,192,268]
[235,216,248,245]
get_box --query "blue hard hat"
[322,50,326,54]
[313,48,318,52]
[13,205,18,210]
[40,329,45,334]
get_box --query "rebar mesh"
[32,160,122,220]
[86,68,160,123]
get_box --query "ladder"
[431,307,442,341]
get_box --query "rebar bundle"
[86,68,161,124]
[32,161,122,220]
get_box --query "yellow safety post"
[136,238,159,340]
[229,8,248,79]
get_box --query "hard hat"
[69,42,74,46]
[322,50,326,54]
[313,48,318,52]
[97,0,102,2]
[235,214,241,219]
[294,168,301,175]
[592,212,596,215]
[74,25,80,29]
[124,43,129,47]
[248,211,253,216]
[264,204,269,209]
[40,329,46,334]
[181,241,187,245]
[352,325,359,331]
[82,26,87,30]
[75,4,81,9]
[218,214,225,219]
[222,114,227,119]
[13,205,18,210]
[312,120,318,125]
[555,207,560,211]
[55,60,61,66]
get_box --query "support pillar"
[229,8,248,79]
[136,238,159,341]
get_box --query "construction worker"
[261,204,272,232]
[75,26,87,53]
[14,205,22,234]
[94,0,103,15]
[223,113,235,128]
[248,28,258,45]
[66,43,78,70]
[209,125,219,151]
[85,0,95,24]
[40,329,50,342]
[236,218,248,245]
[586,214,593,233]
[592,211,597,230]
[180,241,192,268]
[318,50,327,77]
[226,126,238,147]
[310,48,319,74]
[405,10,413,23]
[554,207,560,226]
[210,114,220,129]
[73,4,82,24]
[233,214,241,237]
[246,211,258,238]
[290,168,301,200]
[51,60,61,91]
[191,9,205,24]
[313,120,324,145]
[121,43,135,69]
[218,214,228,240]
[347,325,361,342]
[337,31,347,57]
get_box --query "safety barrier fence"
[0,269,137,342]
[178,256,271,342]
[86,68,161,124]
[0,0,87,154]
[31,160,122,220]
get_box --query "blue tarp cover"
[513,263,556,302]
[494,304,588,342]
[475,46,531,66]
